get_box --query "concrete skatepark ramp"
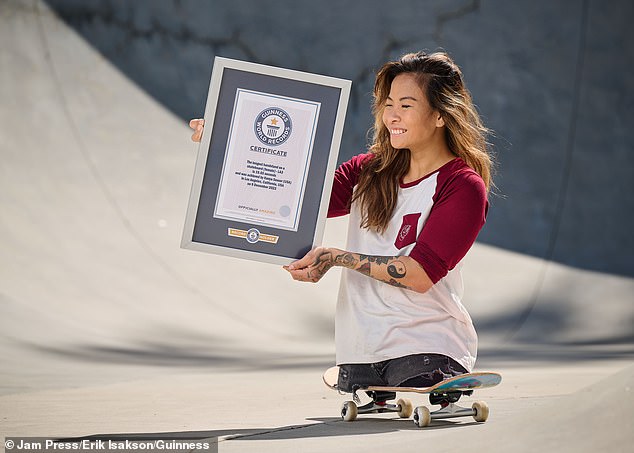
[1,2,632,452]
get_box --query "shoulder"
[435,158,487,202]
[439,158,486,189]
[335,152,374,181]
[329,153,374,216]
[338,152,374,172]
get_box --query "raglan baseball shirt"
[328,153,488,372]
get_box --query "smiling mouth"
[390,128,406,135]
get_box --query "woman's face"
[382,73,444,153]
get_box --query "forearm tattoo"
[387,261,406,278]
[334,252,358,268]
[306,250,334,281]
[333,252,412,290]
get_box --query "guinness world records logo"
[246,228,260,244]
[254,108,292,146]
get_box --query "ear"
[435,113,445,128]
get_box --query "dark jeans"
[337,353,467,393]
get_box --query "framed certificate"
[181,57,351,265]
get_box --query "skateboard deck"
[323,365,501,427]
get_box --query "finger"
[189,118,204,129]
[286,254,314,271]
[283,265,298,275]
[191,128,203,142]
[287,247,326,271]
[287,269,304,280]
[289,269,317,283]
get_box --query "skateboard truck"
[341,396,414,422]
[412,390,489,428]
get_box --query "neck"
[404,139,454,183]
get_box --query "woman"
[191,51,492,400]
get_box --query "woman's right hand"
[189,118,205,142]
[283,247,337,284]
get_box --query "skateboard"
[323,366,501,427]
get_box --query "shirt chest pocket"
[394,213,421,250]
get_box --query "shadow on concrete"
[14,295,633,373]
[22,334,633,373]
[58,416,474,444]
[29,342,334,371]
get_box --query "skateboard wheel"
[396,398,413,418]
[472,401,489,422]
[341,401,358,422]
[413,406,431,427]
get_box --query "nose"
[384,108,399,124]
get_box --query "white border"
[213,88,320,231]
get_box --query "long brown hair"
[352,51,493,233]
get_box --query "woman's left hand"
[283,247,337,283]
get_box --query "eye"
[402,104,412,109]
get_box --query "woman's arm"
[284,247,434,293]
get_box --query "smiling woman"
[190,51,494,401]
[280,51,494,399]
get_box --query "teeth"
[390,129,406,135]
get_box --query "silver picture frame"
[181,57,351,265]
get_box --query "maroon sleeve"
[327,153,372,218]
[409,170,488,284]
